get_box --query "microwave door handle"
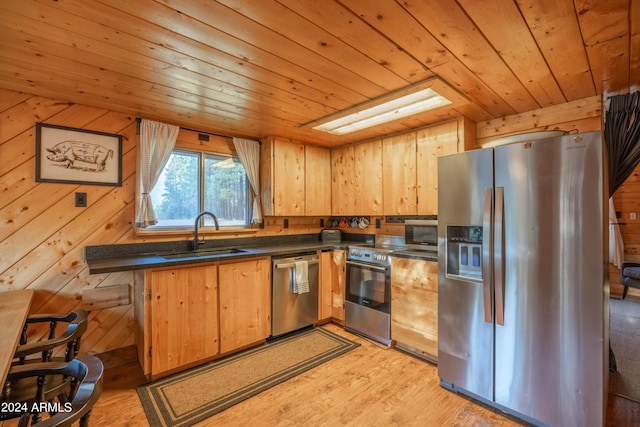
[482,188,492,324]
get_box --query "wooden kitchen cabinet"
[260,136,331,216]
[218,257,271,354]
[331,250,346,322]
[416,121,459,215]
[319,249,347,322]
[319,250,333,321]
[383,133,417,215]
[135,256,272,379]
[318,249,347,321]
[354,140,383,215]
[391,257,438,361]
[260,136,305,216]
[305,145,332,216]
[331,141,383,216]
[144,264,220,378]
[331,145,356,215]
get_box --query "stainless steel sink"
[161,248,246,259]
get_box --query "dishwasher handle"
[274,259,319,269]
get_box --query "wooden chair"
[14,310,89,365]
[0,354,104,427]
[2,310,89,422]
[620,261,640,300]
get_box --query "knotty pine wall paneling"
[0,89,138,355]
[612,164,640,298]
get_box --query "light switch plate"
[75,192,87,207]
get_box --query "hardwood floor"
[82,323,637,427]
[1,323,635,426]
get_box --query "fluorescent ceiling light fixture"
[309,86,452,135]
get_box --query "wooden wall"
[0,88,611,355]
[612,164,640,298]
[0,89,138,354]
[0,88,326,355]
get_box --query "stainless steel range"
[344,244,393,345]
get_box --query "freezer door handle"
[482,188,492,323]
[495,186,505,326]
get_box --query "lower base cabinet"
[319,249,347,322]
[218,257,271,354]
[390,257,438,361]
[135,257,271,380]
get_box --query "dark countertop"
[85,241,346,274]
[84,232,438,274]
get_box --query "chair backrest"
[15,310,89,364]
[2,354,103,427]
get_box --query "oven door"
[345,260,390,313]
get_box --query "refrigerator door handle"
[482,188,492,323]
[495,187,505,326]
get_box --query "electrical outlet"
[631,212,637,221]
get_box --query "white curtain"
[134,119,179,227]
[609,197,624,267]
[232,137,263,224]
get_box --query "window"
[149,149,250,228]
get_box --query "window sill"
[134,226,259,239]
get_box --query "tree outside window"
[150,149,250,228]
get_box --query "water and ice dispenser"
[446,225,483,281]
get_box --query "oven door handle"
[346,260,389,272]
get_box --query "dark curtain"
[604,91,640,372]
[605,91,640,194]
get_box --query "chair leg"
[623,285,629,300]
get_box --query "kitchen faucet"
[193,211,219,250]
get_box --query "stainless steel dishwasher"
[272,253,319,337]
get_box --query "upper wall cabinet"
[354,140,383,215]
[416,121,459,215]
[381,120,462,216]
[260,136,331,216]
[331,145,356,215]
[305,145,332,216]
[331,141,383,216]
[383,133,417,215]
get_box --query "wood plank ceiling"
[0,0,637,147]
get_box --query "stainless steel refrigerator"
[437,131,608,426]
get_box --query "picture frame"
[35,123,122,186]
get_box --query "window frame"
[135,146,253,236]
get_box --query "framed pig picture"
[35,123,122,186]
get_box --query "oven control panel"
[347,247,391,266]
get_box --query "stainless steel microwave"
[404,219,438,253]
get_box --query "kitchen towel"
[293,260,309,294]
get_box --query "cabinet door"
[383,133,417,215]
[331,146,356,215]
[219,258,271,354]
[149,264,219,376]
[417,121,459,215]
[274,138,305,216]
[261,137,305,216]
[354,140,383,215]
[305,145,332,215]
[319,251,333,321]
[390,258,438,360]
[330,250,346,321]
